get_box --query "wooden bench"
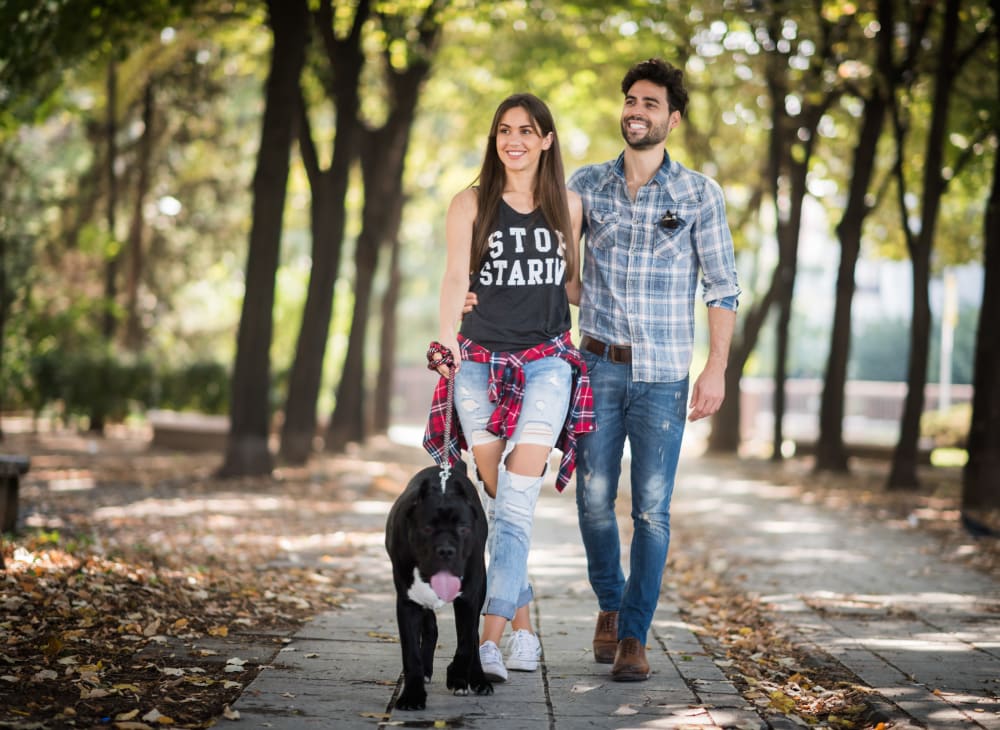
[148,409,229,452]
[1,454,30,570]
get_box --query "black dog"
[385,461,493,710]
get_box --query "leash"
[439,374,454,492]
[427,342,458,494]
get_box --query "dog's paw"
[395,686,427,711]
[445,663,468,693]
[445,676,468,693]
[452,687,470,697]
[472,679,494,696]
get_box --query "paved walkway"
[231,444,1000,729]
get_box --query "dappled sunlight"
[277,529,385,554]
[47,476,97,492]
[601,707,724,728]
[79,493,389,524]
[92,495,289,519]
[533,498,583,529]
[851,636,979,651]
[778,547,869,563]
[650,617,701,634]
[808,590,999,609]
[526,539,590,582]
[676,496,754,517]
[756,519,834,534]
[682,473,801,501]
[350,500,391,516]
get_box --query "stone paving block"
[663,656,730,683]
[696,690,756,709]
[236,679,393,728]
[547,678,696,709]
[704,706,768,729]
[689,678,746,697]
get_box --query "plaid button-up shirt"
[423,331,595,492]
[569,151,741,382]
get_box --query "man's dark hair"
[621,58,688,116]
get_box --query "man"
[569,58,740,681]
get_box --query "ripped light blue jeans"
[576,351,688,644]
[454,357,572,620]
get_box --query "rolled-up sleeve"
[696,178,741,308]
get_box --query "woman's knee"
[506,425,554,477]
[495,470,543,525]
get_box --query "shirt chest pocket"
[586,209,619,251]
[653,203,699,261]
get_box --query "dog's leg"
[468,575,494,695]
[394,598,428,711]
[420,609,437,682]
[447,581,493,696]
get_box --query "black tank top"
[460,199,571,351]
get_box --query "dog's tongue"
[430,571,461,602]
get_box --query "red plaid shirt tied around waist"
[422,331,595,492]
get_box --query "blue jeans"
[455,357,572,620]
[575,351,688,643]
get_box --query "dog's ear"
[413,471,439,505]
[451,460,468,476]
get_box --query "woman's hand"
[428,338,460,377]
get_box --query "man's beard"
[620,117,669,150]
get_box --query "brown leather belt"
[581,336,632,364]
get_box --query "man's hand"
[688,364,725,421]
[462,292,478,314]
[690,307,736,421]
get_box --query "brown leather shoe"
[611,637,650,681]
[592,610,618,664]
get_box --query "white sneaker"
[479,640,508,682]
[504,629,541,672]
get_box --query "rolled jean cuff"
[483,596,518,620]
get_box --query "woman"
[424,93,593,682]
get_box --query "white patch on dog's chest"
[407,568,460,610]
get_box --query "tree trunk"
[326,58,434,452]
[707,279,779,453]
[888,0,960,490]
[962,168,1000,507]
[278,172,350,463]
[771,227,798,462]
[815,33,890,473]
[889,253,932,488]
[278,0,368,465]
[125,80,155,352]
[326,217,379,450]
[960,0,1000,510]
[219,0,309,478]
[0,233,7,440]
[374,210,404,434]
[90,58,119,435]
[765,12,836,463]
[326,131,400,450]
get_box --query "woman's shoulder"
[448,187,479,217]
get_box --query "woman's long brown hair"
[469,94,577,283]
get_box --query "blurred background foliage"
[0,0,994,446]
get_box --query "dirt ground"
[0,424,995,729]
